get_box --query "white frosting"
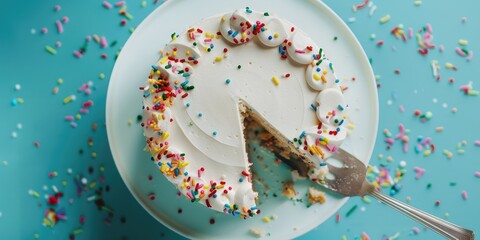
[306,59,341,91]
[286,31,319,65]
[257,17,288,47]
[315,88,346,126]
[310,163,329,181]
[141,8,348,218]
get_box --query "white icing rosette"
[155,57,194,86]
[257,17,287,47]
[219,9,253,45]
[286,31,319,65]
[306,58,341,91]
[315,88,346,127]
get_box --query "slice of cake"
[140,7,348,219]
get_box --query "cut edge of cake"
[238,99,318,203]
[238,99,315,174]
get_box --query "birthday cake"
[140,7,348,219]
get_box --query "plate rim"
[105,0,378,239]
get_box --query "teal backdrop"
[1,0,479,239]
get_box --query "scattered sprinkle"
[352,0,369,12]
[414,167,426,179]
[379,15,391,24]
[56,20,64,34]
[45,45,57,55]
[345,205,357,217]
[461,190,468,200]
[103,1,112,9]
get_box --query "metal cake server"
[245,104,474,239]
[279,148,475,240]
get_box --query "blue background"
[1,0,479,239]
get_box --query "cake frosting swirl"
[140,7,348,219]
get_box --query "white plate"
[106,0,378,239]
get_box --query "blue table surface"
[1,0,479,239]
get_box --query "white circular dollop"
[219,13,236,44]
[257,17,287,47]
[315,88,345,126]
[230,9,251,30]
[303,125,347,163]
[286,31,318,65]
[156,60,193,85]
[310,125,347,147]
[219,10,253,45]
[306,60,341,91]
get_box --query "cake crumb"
[249,228,265,238]
[291,170,306,180]
[308,187,326,204]
[282,182,296,198]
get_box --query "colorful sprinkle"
[379,15,391,24]
[45,45,57,55]
[345,205,357,217]
[461,190,468,200]
[103,1,112,9]
[272,76,280,86]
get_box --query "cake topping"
[257,17,287,47]
[286,31,319,65]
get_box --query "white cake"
[140,7,348,219]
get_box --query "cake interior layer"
[240,102,313,179]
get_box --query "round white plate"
[106,0,378,239]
